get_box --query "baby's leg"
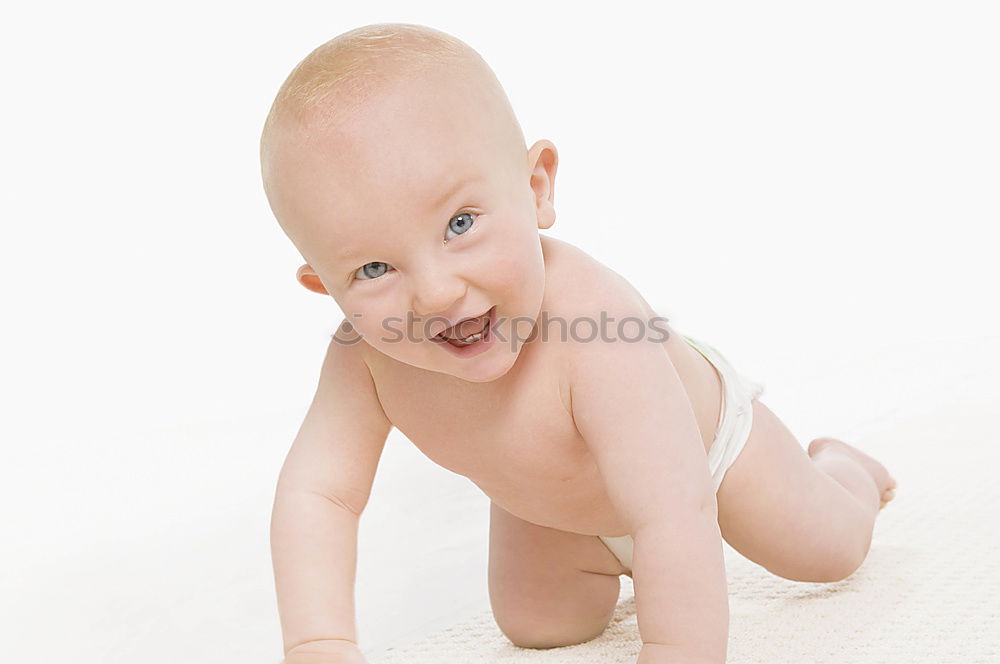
[716,400,897,583]
[487,502,628,648]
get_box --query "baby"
[260,23,897,664]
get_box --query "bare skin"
[361,236,898,648]
[263,24,898,664]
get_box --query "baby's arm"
[569,318,728,664]
[271,337,392,662]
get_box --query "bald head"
[260,24,527,215]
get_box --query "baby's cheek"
[491,239,546,306]
[370,315,412,345]
[494,229,545,286]
[490,254,525,290]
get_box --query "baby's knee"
[493,597,614,650]
[780,540,869,583]
[498,616,609,649]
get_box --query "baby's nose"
[410,272,468,319]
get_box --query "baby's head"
[260,24,558,383]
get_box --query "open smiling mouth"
[431,305,496,352]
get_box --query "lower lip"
[432,306,497,358]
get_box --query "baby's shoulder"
[538,236,677,381]
[539,235,655,321]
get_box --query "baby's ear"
[527,139,558,230]
[296,264,329,295]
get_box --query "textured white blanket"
[376,398,1000,663]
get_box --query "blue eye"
[354,212,476,282]
[355,261,391,280]
[445,212,477,240]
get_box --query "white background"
[1,1,997,662]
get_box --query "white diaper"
[598,334,765,571]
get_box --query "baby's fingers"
[282,640,368,664]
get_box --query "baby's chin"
[432,348,522,383]
[446,356,518,383]
[369,339,522,383]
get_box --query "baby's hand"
[282,640,367,664]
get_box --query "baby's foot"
[808,437,898,509]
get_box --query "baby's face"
[265,70,555,383]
